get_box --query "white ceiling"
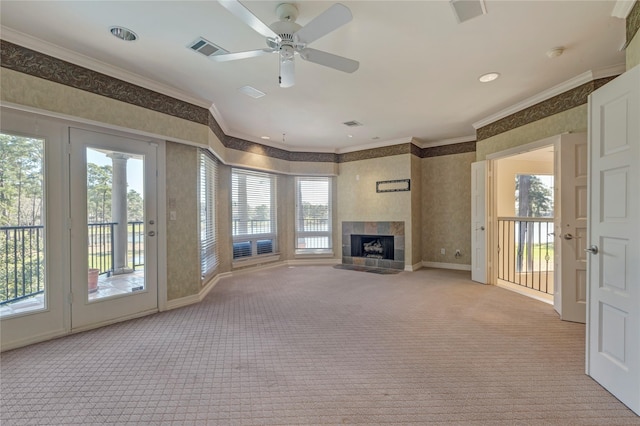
[0,1,628,152]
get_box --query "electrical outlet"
[455,249,462,258]
[441,248,445,255]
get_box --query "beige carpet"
[1,266,639,425]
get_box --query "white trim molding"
[473,66,626,130]
[164,272,231,311]
[414,135,476,149]
[1,26,211,109]
[422,261,472,271]
[611,0,636,19]
[405,262,424,272]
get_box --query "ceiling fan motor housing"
[267,20,303,54]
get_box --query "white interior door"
[587,65,640,414]
[554,133,587,323]
[69,128,158,332]
[471,161,487,283]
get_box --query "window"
[295,176,332,253]
[199,150,218,280]
[231,168,277,259]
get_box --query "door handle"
[563,233,573,240]
[585,245,599,255]
[148,231,156,237]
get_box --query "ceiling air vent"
[188,37,228,57]
[450,0,487,24]
[343,120,363,127]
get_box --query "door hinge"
[68,292,73,304]
[66,217,72,230]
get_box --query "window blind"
[232,168,277,258]
[199,150,218,280]
[295,176,332,250]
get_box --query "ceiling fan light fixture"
[110,26,138,42]
[478,72,500,83]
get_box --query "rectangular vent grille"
[188,37,228,57]
[343,120,363,127]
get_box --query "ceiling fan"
[214,0,359,88]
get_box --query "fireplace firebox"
[350,234,395,260]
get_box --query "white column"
[108,152,133,275]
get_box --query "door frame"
[485,136,558,291]
[0,105,167,349]
[69,127,162,331]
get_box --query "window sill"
[294,249,334,258]
[232,253,281,269]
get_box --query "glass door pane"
[70,127,157,331]
[0,133,45,318]
[85,147,145,301]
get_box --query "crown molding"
[208,104,230,134]
[473,65,625,130]
[1,26,211,109]
[336,137,414,154]
[415,135,476,149]
[611,0,636,18]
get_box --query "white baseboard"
[165,272,230,311]
[286,258,340,266]
[422,261,472,271]
[404,262,423,272]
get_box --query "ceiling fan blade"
[294,3,353,45]
[210,49,275,62]
[218,0,279,40]
[279,57,295,88]
[299,48,359,73]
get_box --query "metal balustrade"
[1,225,44,305]
[497,217,554,295]
[1,222,145,305]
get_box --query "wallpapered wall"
[475,105,587,161]
[165,142,200,300]
[337,154,416,268]
[421,152,475,265]
[628,2,640,70]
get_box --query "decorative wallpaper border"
[338,143,414,163]
[421,141,476,158]
[12,37,624,163]
[0,40,209,125]
[628,1,640,46]
[476,77,615,141]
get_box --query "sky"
[86,147,144,196]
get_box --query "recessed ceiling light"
[478,72,500,83]
[347,134,353,138]
[110,26,138,42]
[261,136,270,140]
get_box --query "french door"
[69,128,158,331]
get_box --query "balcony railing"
[497,217,554,295]
[1,221,144,306]
[1,225,44,305]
